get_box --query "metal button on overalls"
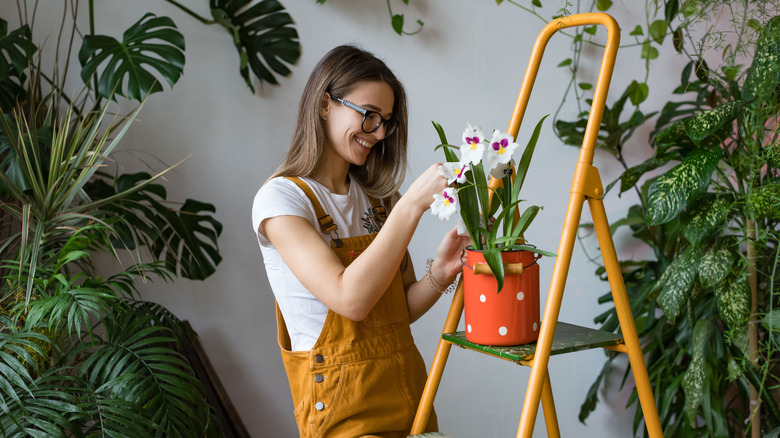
[315,401,325,411]
[314,374,324,383]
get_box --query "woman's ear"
[319,92,330,120]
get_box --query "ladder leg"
[540,368,560,438]
[588,197,663,437]
[411,280,465,434]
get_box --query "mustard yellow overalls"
[275,177,437,438]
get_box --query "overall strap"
[284,177,338,235]
[367,195,387,223]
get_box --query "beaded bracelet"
[426,258,457,294]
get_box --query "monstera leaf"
[210,0,300,91]
[78,13,185,101]
[0,20,35,110]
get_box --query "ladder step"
[408,433,453,437]
[442,321,624,364]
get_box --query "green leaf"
[648,19,668,45]
[532,0,542,6]
[641,41,659,60]
[596,0,612,11]
[210,0,301,91]
[392,14,404,35]
[646,149,720,226]
[748,182,780,219]
[672,27,684,52]
[683,101,741,146]
[584,25,597,36]
[578,82,593,90]
[79,13,185,101]
[680,193,729,244]
[0,20,36,81]
[742,16,780,105]
[627,80,649,105]
[682,319,713,426]
[483,247,505,293]
[557,58,573,67]
[697,238,735,289]
[714,271,751,328]
[616,156,673,194]
[655,247,697,322]
[629,25,644,36]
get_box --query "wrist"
[426,258,458,294]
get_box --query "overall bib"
[275,177,437,438]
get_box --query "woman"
[252,45,467,437]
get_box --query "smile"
[356,138,373,150]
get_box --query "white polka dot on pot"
[533,322,538,331]
[517,291,524,301]
[467,324,472,333]
[498,326,508,336]
[479,294,486,303]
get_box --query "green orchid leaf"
[683,101,741,146]
[682,319,713,426]
[681,193,729,245]
[512,115,548,202]
[470,162,492,237]
[646,149,719,225]
[482,247,505,293]
[431,121,459,163]
[698,237,736,288]
[654,247,697,322]
[210,0,300,91]
[79,13,185,101]
[509,205,541,240]
[714,271,751,328]
[742,15,780,105]
[747,181,780,219]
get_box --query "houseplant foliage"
[430,119,555,292]
[0,1,290,435]
[501,0,780,435]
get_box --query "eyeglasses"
[330,96,398,137]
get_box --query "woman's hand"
[402,163,449,215]
[431,226,471,285]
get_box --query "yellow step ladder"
[410,13,663,438]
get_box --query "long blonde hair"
[270,45,408,199]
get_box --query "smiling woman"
[251,44,470,437]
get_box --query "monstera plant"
[0,1,299,435]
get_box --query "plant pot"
[462,248,541,346]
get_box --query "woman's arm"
[262,163,448,321]
[403,226,470,323]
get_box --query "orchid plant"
[431,116,555,291]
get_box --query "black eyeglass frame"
[330,96,398,136]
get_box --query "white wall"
[32,1,685,436]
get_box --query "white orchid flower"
[439,162,468,184]
[431,187,460,221]
[485,130,519,172]
[460,123,485,165]
[490,158,516,180]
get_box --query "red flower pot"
[462,249,541,346]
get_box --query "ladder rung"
[442,322,624,365]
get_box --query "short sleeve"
[252,177,314,247]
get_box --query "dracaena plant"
[430,117,555,292]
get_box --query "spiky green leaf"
[647,149,719,225]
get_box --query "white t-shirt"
[252,176,384,351]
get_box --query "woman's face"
[321,79,395,167]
